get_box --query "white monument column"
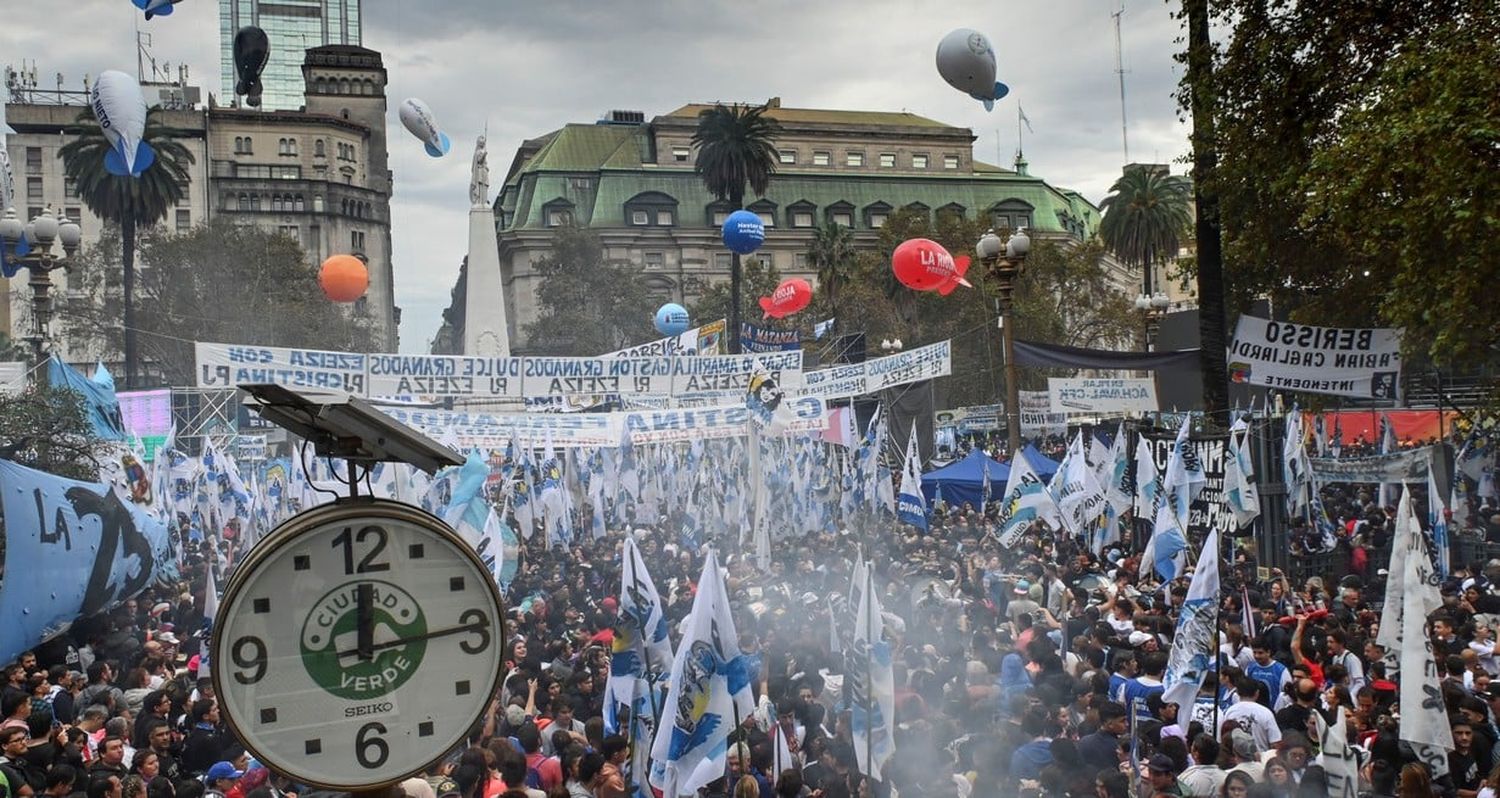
[464,135,511,356]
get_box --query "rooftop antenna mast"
[1113,0,1131,164]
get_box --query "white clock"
[213,499,505,789]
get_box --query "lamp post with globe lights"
[1134,290,1171,350]
[0,207,83,381]
[976,227,1030,456]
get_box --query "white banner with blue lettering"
[193,342,803,401]
[0,460,178,664]
[794,340,951,400]
[379,396,829,448]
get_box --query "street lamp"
[0,206,82,376]
[977,227,1030,456]
[880,338,904,354]
[1133,290,1170,350]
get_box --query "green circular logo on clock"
[300,581,429,700]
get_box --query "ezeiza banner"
[1047,378,1158,414]
[793,340,952,400]
[1228,315,1403,399]
[193,342,802,401]
[378,395,829,448]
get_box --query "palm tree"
[59,109,195,388]
[1097,164,1193,297]
[691,103,781,353]
[807,221,855,322]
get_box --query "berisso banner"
[1227,315,1403,399]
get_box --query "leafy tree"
[0,387,109,481]
[688,256,783,335]
[1097,164,1193,294]
[807,222,856,320]
[61,221,378,385]
[1195,0,1498,369]
[58,108,196,389]
[691,103,781,352]
[524,225,659,355]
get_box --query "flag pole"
[864,565,875,784]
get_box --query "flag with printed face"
[649,550,757,798]
[605,536,675,734]
[1162,528,1220,708]
[1225,419,1261,529]
[997,449,1061,547]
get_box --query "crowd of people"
[4,425,1499,798]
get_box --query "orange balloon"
[319,254,368,302]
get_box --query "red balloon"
[758,277,813,319]
[319,254,369,303]
[891,238,972,295]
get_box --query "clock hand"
[356,583,374,661]
[335,619,491,659]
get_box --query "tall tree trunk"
[122,216,137,389]
[1186,0,1229,422]
[728,188,744,355]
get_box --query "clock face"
[214,500,505,789]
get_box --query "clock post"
[211,386,506,793]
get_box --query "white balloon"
[398,98,452,158]
[91,70,155,177]
[935,28,1010,111]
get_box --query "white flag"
[1161,528,1220,708]
[1225,419,1261,529]
[850,566,895,780]
[1395,486,1452,777]
[1051,432,1106,541]
[997,449,1061,547]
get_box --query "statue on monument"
[470,135,489,207]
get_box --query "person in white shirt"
[1221,677,1282,754]
[1326,629,1366,691]
[1470,623,1500,677]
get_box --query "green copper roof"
[661,103,958,130]
[497,122,1101,237]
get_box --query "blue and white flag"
[649,550,756,798]
[996,449,1060,548]
[1143,500,1188,582]
[814,318,836,340]
[1051,432,1106,545]
[1163,415,1207,528]
[1162,528,1220,708]
[443,451,506,586]
[896,422,927,531]
[1225,419,1261,529]
[1428,467,1450,579]
[605,537,675,735]
[1283,409,1311,514]
[849,565,895,780]
[1379,413,1397,508]
[1134,437,1160,523]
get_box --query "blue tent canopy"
[1020,444,1061,479]
[922,449,1010,507]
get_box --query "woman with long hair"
[1262,757,1295,798]
[1221,771,1255,798]
[1398,763,1435,798]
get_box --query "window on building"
[176,209,191,232]
[1014,213,1031,230]
[249,195,261,211]
[313,195,325,212]
[715,253,731,270]
[570,177,594,190]
[625,191,678,227]
[812,151,830,166]
[794,252,809,269]
[237,193,248,211]
[792,211,814,228]
[644,252,665,270]
[236,164,272,179]
[870,212,887,228]
[26,177,42,202]
[779,150,797,164]
[912,153,929,168]
[278,138,289,155]
[294,195,305,212]
[672,147,690,162]
[711,209,729,226]
[655,210,675,226]
[25,148,42,173]
[846,152,864,167]
[315,139,326,157]
[631,210,649,226]
[547,208,572,227]
[272,195,284,212]
[756,252,774,268]
[755,211,774,227]
[278,225,298,239]
[832,211,853,227]
[351,230,366,251]
[943,155,960,169]
[272,166,301,179]
[879,153,896,168]
[63,207,81,224]
[27,207,42,222]
[64,177,77,199]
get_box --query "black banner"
[1145,434,1234,539]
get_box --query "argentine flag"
[896,422,928,531]
[997,449,1061,548]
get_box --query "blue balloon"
[721,210,765,255]
[655,303,691,336]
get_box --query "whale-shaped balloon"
[90,71,155,178]
[131,0,186,19]
[892,238,972,294]
[759,278,812,320]
[398,98,451,157]
[233,26,270,108]
[936,28,1010,111]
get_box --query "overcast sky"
[2,0,1191,353]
